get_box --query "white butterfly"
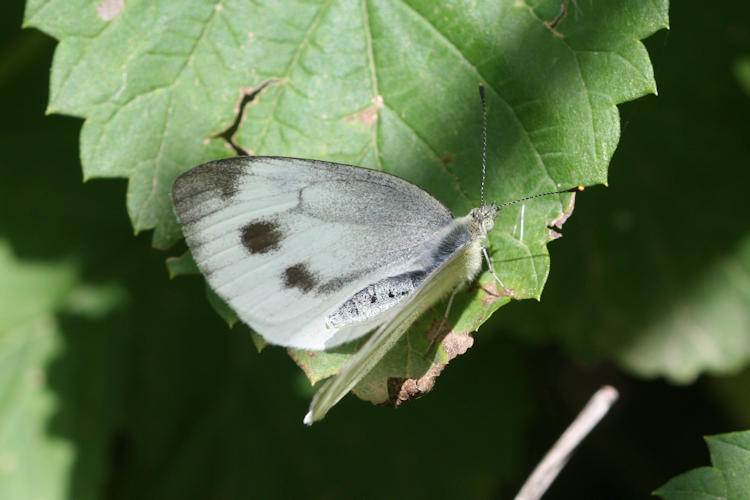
[171,89,582,424]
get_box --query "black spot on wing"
[241,221,282,254]
[316,270,367,295]
[283,263,318,293]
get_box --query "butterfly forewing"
[172,156,457,350]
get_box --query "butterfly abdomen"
[326,216,482,329]
[327,270,427,328]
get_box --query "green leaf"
[8,6,539,496]
[655,431,750,500]
[655,467,726,500]
[204,284,239,328]
[0,241,124,499]
[707,433,750,500]
[25,1,667,399]
[734,57,750,97]
[165,251,198,278]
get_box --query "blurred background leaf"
[2,0,750,499]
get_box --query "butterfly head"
[470,203,499,238]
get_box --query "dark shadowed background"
[2,0,749,498]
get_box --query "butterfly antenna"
[498,185,585,208]
[477,83,584,208]
[479,83,488,208]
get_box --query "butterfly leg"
[421,287,460,360]
[482,246,505,288]
[443,286,459,320]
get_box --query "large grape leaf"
[4,5,541,497]
[24,0,668,403]
[655,431,750,500]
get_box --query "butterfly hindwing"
[304,219,485,424]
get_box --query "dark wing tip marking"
[283,263,318,293]
[212,162,246,199]
[241,221,283,254]
[173,159,248,202]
